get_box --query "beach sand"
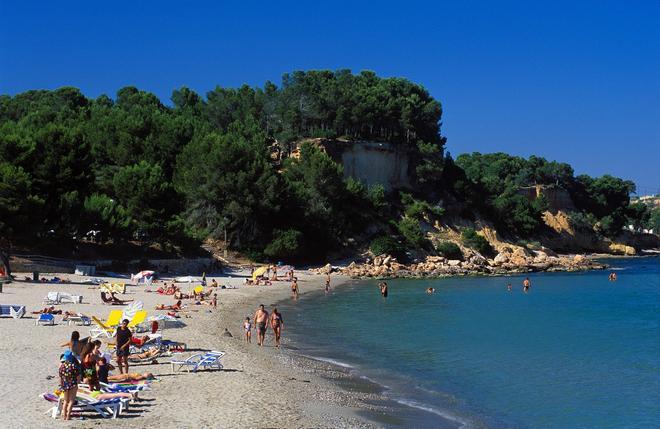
[0,270,385,428]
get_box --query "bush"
[461,228,494,256]
[369,236,404,258]
[397,217,426,248]
[436,241,463,260]
[263,229,303,260]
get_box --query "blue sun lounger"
[170,350,225,373]
[35,313,55,326]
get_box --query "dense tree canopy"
[0,71,644,260]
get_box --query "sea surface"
[279,257,660,429]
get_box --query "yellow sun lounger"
[89,310,123,339]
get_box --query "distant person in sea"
[270,308,284,348]
[507,283,512,292]
[609,272,617,281]
[380,282,388,298]
[325,276,330,294]
[426,287,435,294]
[254,305,269,346]
[115,319,132,374]
[244,317,252,343]
[291,277,299,299]
[523,277,531,293]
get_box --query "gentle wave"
[393,398,470,429]
[303,354,355,369]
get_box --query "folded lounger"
[170,350,225,373]
[0,304,26,319]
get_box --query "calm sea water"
[280,257,660,429]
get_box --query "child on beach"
[212,293,217,309]
[244,317,252,343]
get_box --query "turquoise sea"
[280,257,660,428]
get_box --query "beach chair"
[35,313,55,326]
[0,304,26,319]
[59,292,83,304]
[127,310,147,331]
[121,301,143,321]
[42,392,123,419]
[170,350,225,373]
[43,292,60,305]
[89,309,123,338]
[65,314,91,326]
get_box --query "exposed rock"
[493,252,510,265]
[608,243,636,256]
[447,259,461,267]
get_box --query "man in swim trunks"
[115,319,132,374]
[253,304,269,346]
[523,277,531,293]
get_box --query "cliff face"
[518,185,576,212]
[297,138,411,191]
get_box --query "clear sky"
[1,1,658,193]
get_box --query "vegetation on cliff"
[0,70,652,261]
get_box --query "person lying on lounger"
[173,290,191,299]
[32,306,63,315]
[107,371,155,382]
[128,348,161,362]
[155,300,182,311]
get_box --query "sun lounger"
[35,313,55,326]
[65,314,91,326]
[42,392,123,419]
[89,309,123,338]
[0,304,26,319]
[127,310,147,332]
[170,350,225,373]
[43,291,83,304]
[121,301,143,321]
[44,292,60,305]
[101,283,126,294]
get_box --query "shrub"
[436,241,463,260]
[461,228,494,256]
[397,217,426,248]
[369,236,404,258]
[264,229,303,260]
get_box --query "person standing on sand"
[270,308,284,348]
[212,293,218,309]
[523,277,531,293]
[291,277,299,300]
[244,317,252,343]
[254,305,269,346]
[58,350,79,421]
[115,319,132,374]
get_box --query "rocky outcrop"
[324,250,606,279]
[608,243,636,256]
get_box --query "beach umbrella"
[252,266,268,280]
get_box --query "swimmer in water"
[523,277,531,293]
[608,272,617,281]
[380,282,388,298]
[507,283,512,292]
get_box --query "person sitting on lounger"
[101,291,132,305]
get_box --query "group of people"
[57,329,154,420]
[245,304,285,347]
[506,277,532,292]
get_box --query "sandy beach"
[0,269,385,428]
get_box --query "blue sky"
[1,1,658,193]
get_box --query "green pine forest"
[1,70,657,261]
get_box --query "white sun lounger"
[170,350,225,373]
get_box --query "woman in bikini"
[270,308,284,348]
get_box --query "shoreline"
[0,269,383,428]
